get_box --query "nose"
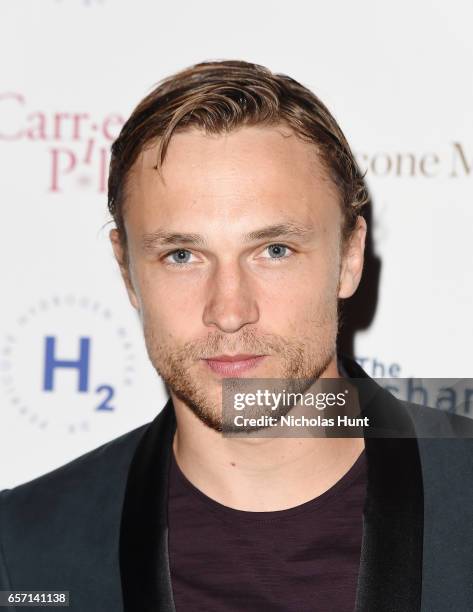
[202,261,260,333]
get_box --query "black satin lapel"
[340,355,424,612]
[354,435,423,612]
[119,398,177,612]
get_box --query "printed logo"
[355,143,472,179]
[0,92,124,193]
[0,294,135,433]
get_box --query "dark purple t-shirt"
[168,448,367,611]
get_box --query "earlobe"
[337,216,367,299]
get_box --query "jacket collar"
[119,355,423,612]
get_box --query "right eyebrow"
[141,230,206,252]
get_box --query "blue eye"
[265,244,291,259]
[167,249,192,264]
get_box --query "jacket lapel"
[119,397,177,612]
[341,356,424,612]
[119,356,424,612]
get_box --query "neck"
[171,354,365,512]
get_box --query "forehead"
[124,125,341,235]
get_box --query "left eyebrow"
[243,222,315,243]
[141,222,315,252]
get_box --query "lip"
[203,354,266,377]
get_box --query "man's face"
[110,125,365,431]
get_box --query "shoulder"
[0,421,150,513]
[0,421,151,589]
[401,399,473,438]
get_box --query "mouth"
[202,354,267,377]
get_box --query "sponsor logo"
[0,92,124,193]
[0,294,135,433]
[355,143,472,179]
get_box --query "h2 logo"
[43,336,115,411]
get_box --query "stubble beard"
[142,297,339,433]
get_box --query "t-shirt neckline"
[170,448,366,522]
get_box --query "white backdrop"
[1,0,472,488]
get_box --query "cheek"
[264,290,336,338]
[259,258,339,323]
[138,273,205,340]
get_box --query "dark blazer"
[1,355,473,612]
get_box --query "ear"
[338,216,367,299]
[109,228,140,311]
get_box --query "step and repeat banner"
[1,0,472,488]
